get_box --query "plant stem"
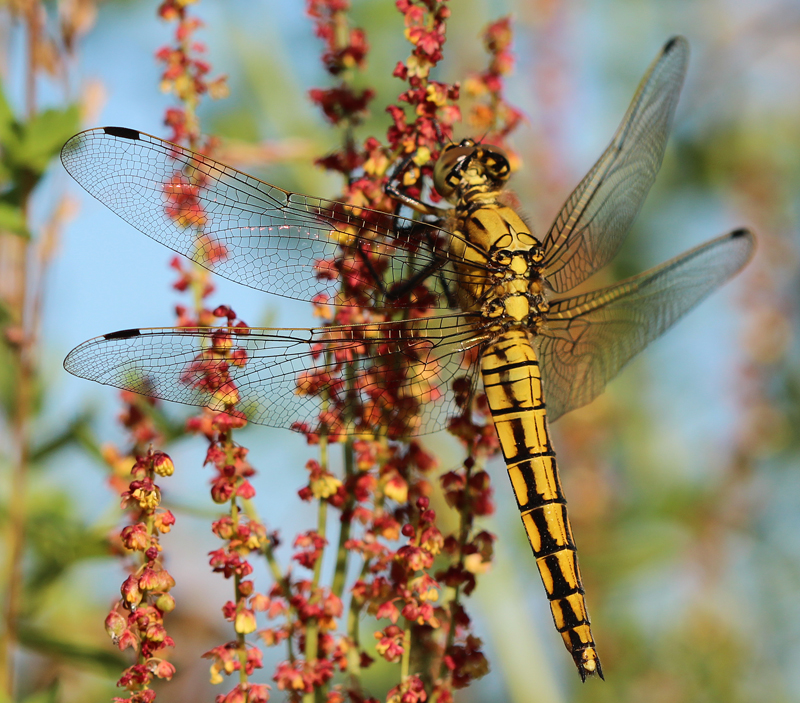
[400,621,412,680]
[331,437,355,599]
[0,7,41,691]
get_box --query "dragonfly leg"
[384,152,450,218]
[384,253,447,302]
[352,237,448,305]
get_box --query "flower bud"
[150,658,176,681]
[121,575,142,607]
[105,610,127,639]
[151,451,175,477]
[234,607,257,634]
[154,510,176,534]
[156,593,176,613]
[121,523,149,551]
[383,476,408,503]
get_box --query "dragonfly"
[62,36,754,680]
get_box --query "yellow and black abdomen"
[480,329,603,680]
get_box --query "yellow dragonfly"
[62,36,754,680]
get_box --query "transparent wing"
[537,229,755,422]
[64,313,490,436]
[61,127,490,309]
[540,36,689,293]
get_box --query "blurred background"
[1,0,799,701]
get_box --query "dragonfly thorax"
[481,249,548,324]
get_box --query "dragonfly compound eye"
[477,145,511,186]
[433,141,511,199]
[433,143,477,200]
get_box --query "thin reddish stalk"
[2,4,40,695]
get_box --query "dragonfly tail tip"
[575,648,604,682]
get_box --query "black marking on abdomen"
[539,553,583,599]
[486,401,546,417]
[482,358,540,376]
[525,504,576,557]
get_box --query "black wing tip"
[103,328,142,340]
[664,35,689,53]
[729,227,757,260]
[61,126,142,165]
[103,126,141,140]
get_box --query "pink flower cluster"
[464,16,524,160]
[156,0,228,147]
[107,450,178,703]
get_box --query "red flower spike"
[101,5,520,700]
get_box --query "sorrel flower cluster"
[300,0,463,441]
[174,260,270,703]
[106,446,178,703]
[256,1,524,700]
[103,1,524,700]
[103,2,271,702]
[102,288,182,701]
[463,16,523,156]
[156,0,228,148]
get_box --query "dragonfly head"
[434,138,511,201]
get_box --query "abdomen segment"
[480,329,603,681]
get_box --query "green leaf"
[19,683,60,703]
[0,199,29,237]
[24,496,112,595]
[30,413,94,464]
[17,626,127,674]
[9,104,80,176]
[0,77,15,143]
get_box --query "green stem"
[400,621,412,680]
[313,499,328,588]
[301,620,319,703]
[235,572,248,686]
[331,437,355,599]
[261,536,297,664]
[230,496,249,685]
[0,10,40,686]
[345,559,372,684]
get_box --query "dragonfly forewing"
[540,36,689,293]
[61,127,490,310]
